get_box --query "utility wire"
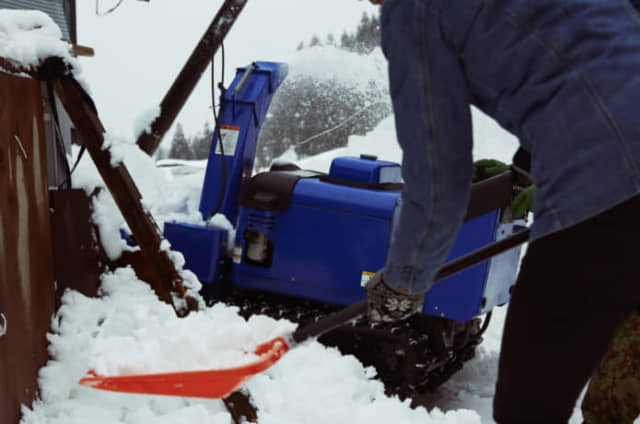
[207,42,227,221]
[295,100,389,146]
[96,0,126,16]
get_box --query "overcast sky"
[76,0,378,146]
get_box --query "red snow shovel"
[80,336,291,398]
[79,228,529,399]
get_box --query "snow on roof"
[0,0,72,41]
[0,8,75,70]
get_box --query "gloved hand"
[511,185,535,219]
[364,271,425,322]
[472,159,509,182]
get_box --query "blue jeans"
[380,0,640,421]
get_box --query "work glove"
[511,185,535,219]
[364,271,425,322]
[472,159,509,182]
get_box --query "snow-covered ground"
[22,99,594,424]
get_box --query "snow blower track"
[219,288,487,405]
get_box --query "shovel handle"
[435,227,529,281]
[292,301,367,344]
[291,227,530,344]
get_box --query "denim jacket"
[381,0,640,294]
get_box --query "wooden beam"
[53,76,197,314]
[72,45,95,57]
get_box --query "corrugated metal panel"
[0,0,71,40]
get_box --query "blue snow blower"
[163,61,526,398]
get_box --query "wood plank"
[52,76,197,314]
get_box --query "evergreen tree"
[191,121,214,159]
[309,35,321,48]
[340,31,355,51]
[352,12,380,53]
[168,123,194,160]
[298,14,380,54]
[326,33,335,46]
[358,13,371,34]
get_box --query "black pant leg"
[493,196,640,423]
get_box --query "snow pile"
[70,135,209,299]
[245,342,480,424]
[133,105,161,140]
[88,268,295,376]
[0,10,75,69]
[21,266,482,424]
[71,132,237,261]
[71,136,208,262]
[20,268,250,424]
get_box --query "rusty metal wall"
[50,189,103,308]
[0,71,56,424]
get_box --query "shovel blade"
[79,337,290,399]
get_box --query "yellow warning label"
[360,271,375,287]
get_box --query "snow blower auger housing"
[163,61,525,399]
